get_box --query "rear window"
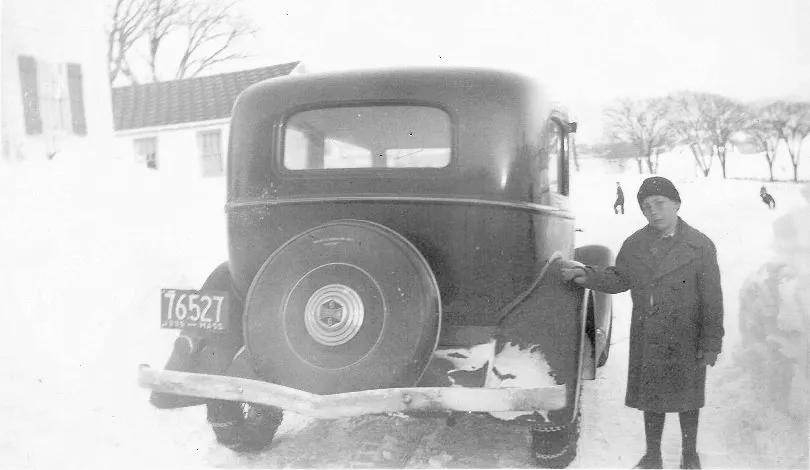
[283,106,452,170]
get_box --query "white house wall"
[1,0,113,161]
[115,122,231,179]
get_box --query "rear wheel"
[206,400,283,453]
[530,411,581,468]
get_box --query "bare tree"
[107,0,149,86]
[580,140,635,172]
[740,105,781,181]
[174,1,254,79]
[145,0,183,82]
[108,0,254,85]
[769,101,810,182]
[700,94,748,179]
[668,92,717,177]
[603,97,673,174]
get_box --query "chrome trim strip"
[226,196,574,218]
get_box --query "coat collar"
[637,218,703,281]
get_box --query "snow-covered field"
[0,151,807,469]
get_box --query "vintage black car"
[139,67,613,468]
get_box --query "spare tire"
[244,219,441,394]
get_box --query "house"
[1,0,114,162]
[111,62,303,178]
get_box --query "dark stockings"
[679,409,700,457]
[643,411,665,458]
[643,410,700,457]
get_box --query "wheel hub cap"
[304,284,365,346]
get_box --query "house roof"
[112,61,300,131]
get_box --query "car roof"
[236,66,545,113]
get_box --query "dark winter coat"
[582,218,724,412]
[616,186,625,204]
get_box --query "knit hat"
[637,177,681,207]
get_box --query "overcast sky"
[234,0,810,142]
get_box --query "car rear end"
[140,67,593,466]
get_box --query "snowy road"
[194,293,765,469]
[1,157,807,469]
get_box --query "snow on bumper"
[431,339,564,421]
[137,365,567,420]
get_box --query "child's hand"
[697,350,718,367]
[560,260,587,284]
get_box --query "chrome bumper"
[138,365,567,419]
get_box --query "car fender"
[574,245,614,367]
[150,262,245,409]
[489,254,587,427]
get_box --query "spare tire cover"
[244,219,441,394]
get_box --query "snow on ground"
[571,169,809,469]
[0,154,229,469]
[0,152,808,469]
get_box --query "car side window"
[545,120,562,194]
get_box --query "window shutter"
[67,63,87,135]
[17,56,43,135]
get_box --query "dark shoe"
[633,453,663,469]
[680,452,701,469]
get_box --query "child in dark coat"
[562,177,724,470]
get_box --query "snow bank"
[0,154,228,468]
[733,182,810,468]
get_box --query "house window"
[67,64,87,135]
[197,130,223,177]
[18,56,43,135]
[17,57,87,137]
[134,137,158,170]
[40,62,70,134]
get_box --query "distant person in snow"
[560,176,724,470]
[614,182,625,214]
[760,185,776,209]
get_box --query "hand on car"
[697,350,718,367]
[560,259,587,284]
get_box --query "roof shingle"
[112,61,300,131]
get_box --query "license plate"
[160,289,229,333]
